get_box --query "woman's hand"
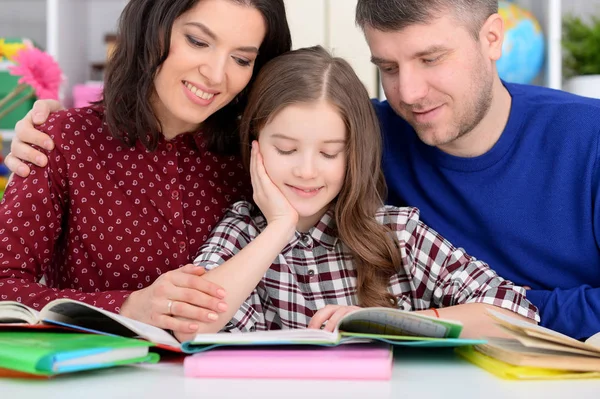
[5,99,63,177]
[308,305,361,332]
[120,264,228,336]
[250,140,298,229]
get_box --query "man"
[5,0,600,339]
[356,0,600,339]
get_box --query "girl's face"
[259,100,347,231]
[153,0,266,139]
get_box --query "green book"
[0,332,159,376]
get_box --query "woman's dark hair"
[100,0,291,153]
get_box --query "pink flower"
[8,47,63,100]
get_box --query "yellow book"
[475,337,600,372]
[455,346,600,380]
[457,309,600,379]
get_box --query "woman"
[0,0,291,342]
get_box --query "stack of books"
[456,309,600,380]
[0,299,171,377]
[0,331,157,378]
[0,298,484,380]
[180,306,484,379]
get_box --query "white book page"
[487,308,580,343]
[40,299,179,348]
[585,331,600,349]
[338,307,453,338]
[191,328,338,344]
[511,332,600,357]
[103,311,180,348]
[0,301,40,324]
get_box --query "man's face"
[365,14,498,152]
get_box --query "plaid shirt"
[195,201,539,332]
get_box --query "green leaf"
[562,14,600,77]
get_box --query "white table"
[1,348,599,399]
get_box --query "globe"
[496,1,545,84]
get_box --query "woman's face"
[153,0,267,139]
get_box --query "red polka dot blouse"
[0,106,249,312]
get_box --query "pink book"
[183,344,393,380]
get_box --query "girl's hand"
[5,99,63,177]
[250,140,298,229]
[308,305,361,332]
[120,264,228,335]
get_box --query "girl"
[185,46,539,341]
[0,0,291,342]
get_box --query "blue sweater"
[375,82,600,339]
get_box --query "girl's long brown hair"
[240,46,401,308]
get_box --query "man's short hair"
[356,0,498,39]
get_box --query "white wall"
[328,0,378,97]
[0,0,46,47]
[284,0,326,49]
[86,0,127,64]
[284,0,378,97]
[562,0,600,19]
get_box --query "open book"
[181,307,485,353]
[472,309,600,372]
[0,299,180,350]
